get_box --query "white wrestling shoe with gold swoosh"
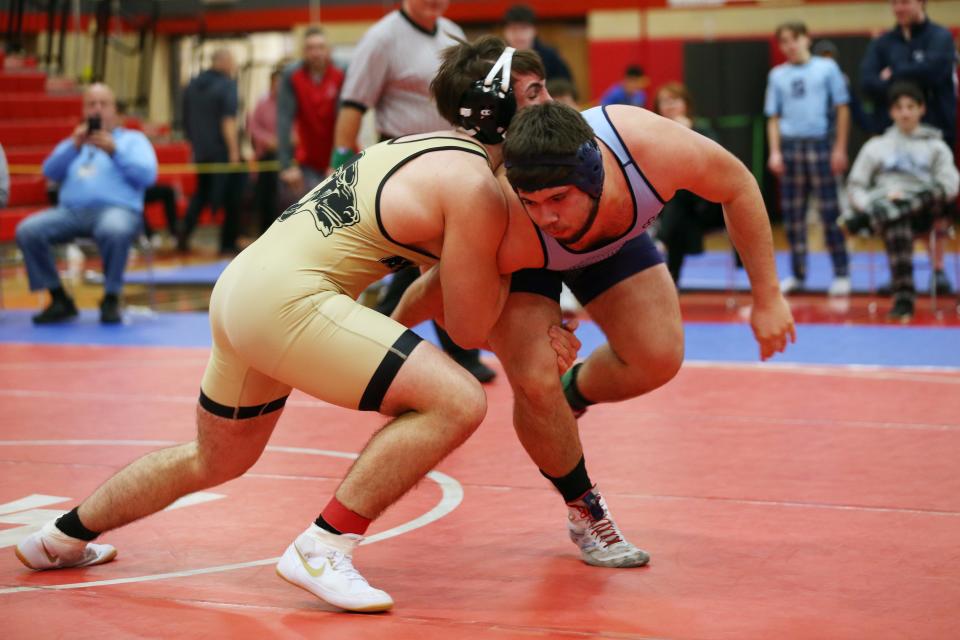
[276,525,393,613]
[15,521,117,570]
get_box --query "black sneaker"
[175,232,190,254]
[838,212,873,236]
[930,270,953,296]
[887,295,914,322]
[32,296,79,325]
[99,296,122,324]
[456,356,496,384]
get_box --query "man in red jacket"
[277,27,345,195]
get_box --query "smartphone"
[86,115,102,133]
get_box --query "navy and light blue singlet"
[511,105,667,305]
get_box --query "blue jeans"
[15,205,142,295]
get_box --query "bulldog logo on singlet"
[278,153,362,236]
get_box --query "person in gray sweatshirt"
[843,82,959,320]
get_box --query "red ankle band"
[321,497,371,535]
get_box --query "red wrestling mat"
[1,343,958,639]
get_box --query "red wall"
[589,39,684,106]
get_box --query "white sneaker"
[779,276,804,294]
[828,276,852,297]
[567,487,650,568]
[276,525,393,613]
[15,521,117,571]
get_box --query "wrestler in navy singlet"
[511,106,667,304]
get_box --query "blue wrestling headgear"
[458,47,517,145]
[504,138,604,200]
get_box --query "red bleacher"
[0,72,46,94]
[0,118,78,147]
[7,176,47,207]
[0,94,82,119]
[0,64,197,242]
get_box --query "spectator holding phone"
[15,83,157,324]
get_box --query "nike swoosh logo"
[294,545,326,578]
[39,539,58,564]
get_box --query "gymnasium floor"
[1,246,959,639]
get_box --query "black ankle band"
[55,507,100,541]
[541,456,593,503]
[561,363,593,413]
[314,514,342,535]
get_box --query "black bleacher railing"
[2,0,160,110]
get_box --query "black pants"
[181,170,245,252]
[254,153,279,235]
[375,266,479,363]
[142,184,178,237]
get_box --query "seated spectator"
[843,82,959,320]
[503,4,572,81]
[600,65,649,108]
[116,100,179,242]
[651,82,724,283]
[0,143,8,208]
[15,83,158,324]
[546,77,578,108]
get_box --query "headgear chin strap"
[458,47,518,145]
[504,139,605,200]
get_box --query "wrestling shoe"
[567,487,650,568]
[276,525,393,613]
[15,521,116,570]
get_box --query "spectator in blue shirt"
[600,65,649,108]
[15,83,158,324]
[765,21,851,296]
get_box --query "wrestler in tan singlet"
[201,135,491,413]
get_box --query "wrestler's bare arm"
[611,106,796,359]
[637,116,780,296]
[495,170,547,274]
[390,265,444,329]
[437,172,511,349]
